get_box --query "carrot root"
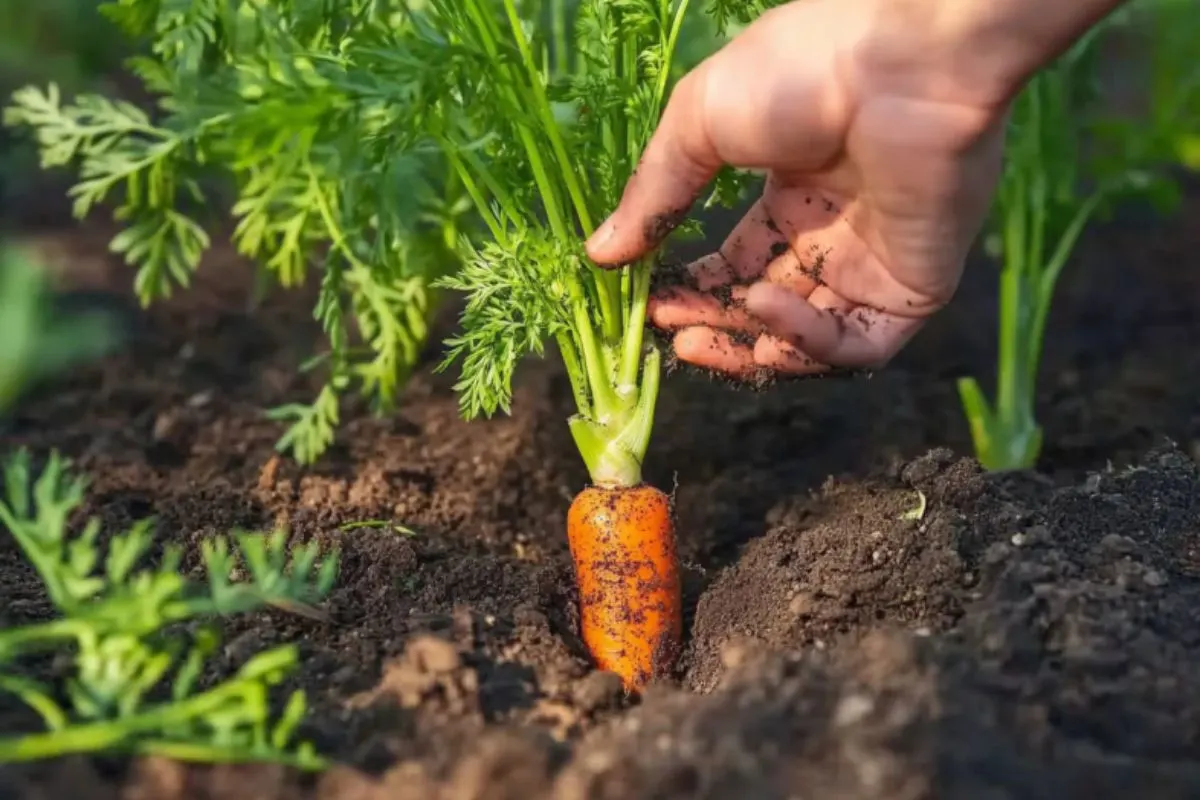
[567,483,682,692]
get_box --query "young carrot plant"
[957,26,1148,471]
[0,449,338,766]
[405,0,773,689]
[3,0,472,464]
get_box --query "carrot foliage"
[415,0,775,486]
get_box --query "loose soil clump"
[0,182,1198,797]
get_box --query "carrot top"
[402,0,777,487]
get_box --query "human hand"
[585,0,1016,381]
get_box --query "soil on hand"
[0,179,1198,799]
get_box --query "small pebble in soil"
[331,665,359,686]
[833,694,875,727]
[788,592,814,618]
[719,637,756,670]
[223,630,264,664]
[1143,569,1168,587]
[1098,533,1141,556]
[152,410,179,442]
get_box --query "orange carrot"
[567,483,682,691]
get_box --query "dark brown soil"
[0,168,1199,798]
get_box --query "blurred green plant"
[1086,0,1200,216]
[1134,0,1200,170]
[0,448,338,766]
[0,245,118,413]
[0,0,132,91]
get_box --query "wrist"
[853,0,1129,108]
[948,0,1130,98]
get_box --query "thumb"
[585,69,724,267]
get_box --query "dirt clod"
[572,671,624,714]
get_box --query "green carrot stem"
[619,257,653,388]
[616,346,661,460]
[500,0,595,234]
[568,345,661,487]
[556,331,592,417]
[551,0,568,75]
[592,266,623,343]
[568,288,617,418]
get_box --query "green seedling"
[900,490,927,522]
[0,449,339,767]
[960,10,1191,472]
[338,519,419,538]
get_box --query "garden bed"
[0,171,1197,798]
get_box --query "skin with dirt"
[1,161,1200,798]
[648,204,869,393]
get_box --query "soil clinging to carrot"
[1,179,1200,798]
[567,484,682,690]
